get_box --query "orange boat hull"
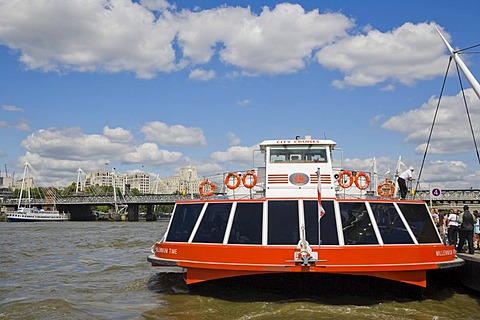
[150,242,461,287]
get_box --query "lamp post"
[188,169,193,199]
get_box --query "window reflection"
[340,202,378,245]
[370,203,413,244]
[398,203,441,243]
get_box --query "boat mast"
[112,169,119,214]
[17,162,29,209]
[436,27,480,100]
[75,168,84,194]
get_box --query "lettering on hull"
[156,247,178,254]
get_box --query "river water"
[1,220,479,319]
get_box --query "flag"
[317,168,325,218]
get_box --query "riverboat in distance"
[148,136,463,288]
[6,162,69,222]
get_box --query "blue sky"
[1,0,480,189]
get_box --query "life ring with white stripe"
[225,172,241,190]
[242,170,257,189]
[199,180,215,197]
[377,180,395,198]
[337,170,353,188]
[354,171,370,190]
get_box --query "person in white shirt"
[397,167,414,200]
[446,209,459,246]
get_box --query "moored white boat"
[7,207,69,222]
[6,162,68,222]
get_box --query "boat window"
[228,202,263,245]
[166,204,204,242]
[268,200,299,245]
[339,202,378,245]
[269,147,327,163]
[193,203,232,243]
[397,203,441,243]
[370,203,414,244]
[304,200,338,245]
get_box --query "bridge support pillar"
[128,204,139,221]
[146,205,156,221]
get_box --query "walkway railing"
[1,189,479,207]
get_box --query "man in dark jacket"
[457,205,477,254]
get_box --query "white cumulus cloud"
[317,22,449,88]
[141,121,207,146]
[0,1,354,78]
[189,68,216,80]
[382,89,480,154]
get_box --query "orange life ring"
[225,172,241,190]
[377,180,395,198]
[242,170,257,189]
[199,180,215,197]
[337,170,353,188]
[354,171,370,190]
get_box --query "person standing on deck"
[457,205,477,254]
[397,167,414,200]
[473,210,480,250]
[446,209,459,246]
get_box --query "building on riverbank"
[151,166,201,195]
[78,165,201,195]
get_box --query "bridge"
[2,189,479,221]
[1,194,193,221]
[414,189,480,209]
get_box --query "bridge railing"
[2,194,199,206]
[2,189,479,206]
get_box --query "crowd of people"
[432,205,480,254]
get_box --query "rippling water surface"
[1,221,479,319]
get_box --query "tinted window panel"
[340,202,378,245]
[398,203,441,243]
[370,203,414,244]
[166,203,203,242]
[193,203,232,243]
[228,202,263,245]
[268,201,299,245]
[304,200,338,245]
[269,147,327,163]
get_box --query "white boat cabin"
[260,136,336,198]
